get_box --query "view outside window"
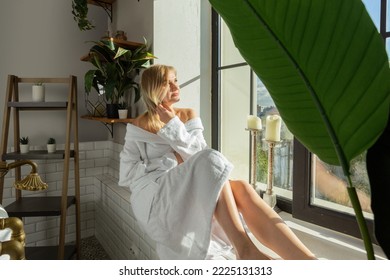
[257,75,373,214]
[256,78,293,200]
[387,0,390,31]
[311,154,372,217]
[387,38,390,56]
[362,0,389,55]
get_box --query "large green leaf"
[90,44,114,63]
[209,0,390,171]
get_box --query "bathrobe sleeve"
[157,116,207,161]
[118,135,177,188]
[118,138,146,188]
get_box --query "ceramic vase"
[32,85,45,102]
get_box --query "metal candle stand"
[263,140,279,209]
[246,128,261,192]
[247,128,280,209]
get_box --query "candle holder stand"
[246,128,261,194]
[263,140,279,209]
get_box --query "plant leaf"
[209,0,390,169]
[90,44,114,62]
[84,69,97,93]
[114,47,129,60]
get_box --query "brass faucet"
[0,160,48,191]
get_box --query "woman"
[119,64,316,260]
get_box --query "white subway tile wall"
[1,141,157,260]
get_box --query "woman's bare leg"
[214,182,271,259]
[229,180,316,260]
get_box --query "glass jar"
[115,30,127,41]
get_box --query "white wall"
[111,0,154,144]
[0,0,110,145]
[114,0,154,44]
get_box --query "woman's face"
[161,70,180,106]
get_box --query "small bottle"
[115,30,127,41]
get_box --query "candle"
[247,115,262,130]
[265,115,281,141]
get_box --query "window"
[311,154,372,216]
[212,0,388,239]
[387,0,390,32]
[255,78,294,201]
[214,18,252,179]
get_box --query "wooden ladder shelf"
[0,75,81,260]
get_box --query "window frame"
[211,0,389,241]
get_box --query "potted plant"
[118,101,128,119]
[47,137,56,153]
[72,0,123,31]
[32,82,45,102]
[84,38,155,118]
[71,0,94,31]
[19,137,29,154]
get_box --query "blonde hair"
[140,64,176,132]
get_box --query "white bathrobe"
[119,116,235,259]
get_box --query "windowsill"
[249,211,387,260]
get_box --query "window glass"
[220,20,246,67]
[387,0,390,31]
[220,66,251,179]
[219,18,255,181]
[362,0,380,30]
[311,154,373,218]
[256,77,293,200]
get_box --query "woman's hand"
[156,103,175,123]
[174,151,184,164]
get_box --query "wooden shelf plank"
[2,150,75,161]
[81,115,134,124]
[111,38,144,49]
[81,38,144,61]
[17,77,71,84]
[5,196,76,217]
[8,101,69,110]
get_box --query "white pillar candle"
[247,115,262,130]
[265,115,281,141]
